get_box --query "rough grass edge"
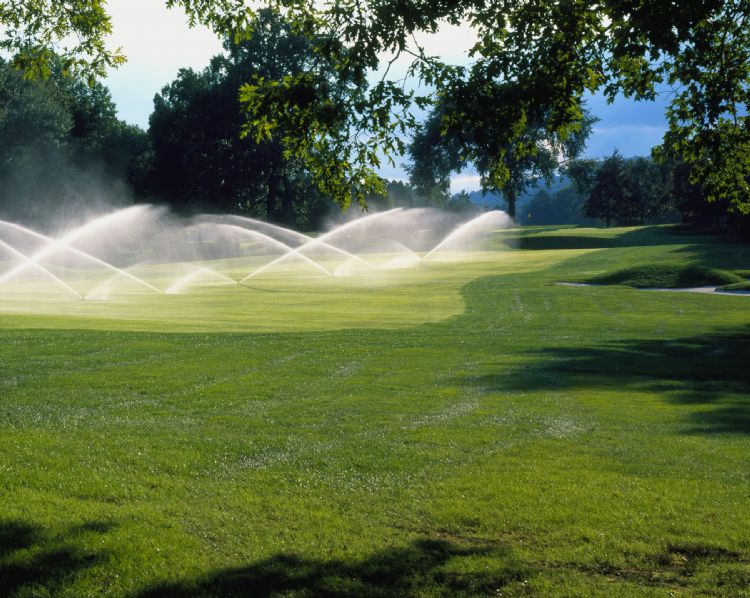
[584,264,744,289]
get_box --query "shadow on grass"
[498,226,725,251]
[470,326,750,435]
[136,538,529,597]
[673,241,750,271]
[509,235,617,250]
[0,519,113,598]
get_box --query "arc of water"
[83,272,121,301]
[423,211,504,261]
[0,219,162,293]
[0,238,83,299]
[375,240,423,271]
[388,241,423,263]
[215,220,374,268]
[55,205,155,246]
[239,208,401,283]
[315,208,404,245]
[218,215,313,245]
[203,223,333,279]
[164,265,239,295]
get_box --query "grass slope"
[718,281,750,292]
[585,263,744,288]
[1,225,749,597]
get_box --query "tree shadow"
[511,235,616,250]
[136,538,530,597]
[0,519,113,598]
[498,226,729,251]
[672,241,750,271]
[465,326,750,435]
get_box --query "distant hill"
[468,176,572,215]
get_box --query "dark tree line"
[561,152,736,229]
[515,152,740,230]
[574,153,673,227]
[521,186,593,227]
[0,11,340,229]
[0,57,149,226]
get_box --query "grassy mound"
[718,280,750,292]
[586,264,744,288]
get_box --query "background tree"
[584,152,627,228]
[148,11,337,226]
[409,97,595,219]
[663,159,729,228]
[579,153,676,227]
[407,107,464,209]
[0,57,148,225]
[522,186,591,226]
[0,59,70,169]
[53,68,149,187]
[565,159,600,198]
[445,190,477,214]
[621,157,671,225]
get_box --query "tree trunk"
[606,196,611,227]
[506,196,516,221]
[267,165,283,222]
[281,174,295,225]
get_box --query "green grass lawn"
[583,263,744,288]
[1,225,749,597]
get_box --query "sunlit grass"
[0,247,584,332]
[1,225,749,597]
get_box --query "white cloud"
[107,0,223,68]
[104,0,223,126]
[413,21,477,62]
[373,20,476,85]
[450,174,481,194]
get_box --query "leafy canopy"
[3,1,749,213]
[0,0,125,81]
[408,97,595,218]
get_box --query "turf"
[718,281,750,292]
[583,263,744,288]
[1,225,749,597]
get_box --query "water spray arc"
[0,218,163,294]
[0,206,511,301]
[164,265,239,295]
[209,224,334,280]
[222,219,376,271]
[218,215,313,245]
[0,238,84,299]
[239,209,401,283]
[376,241,423,270]
[423,211,508,260]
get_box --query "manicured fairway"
[1,225,749,597]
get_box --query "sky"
[103,0,669,194]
